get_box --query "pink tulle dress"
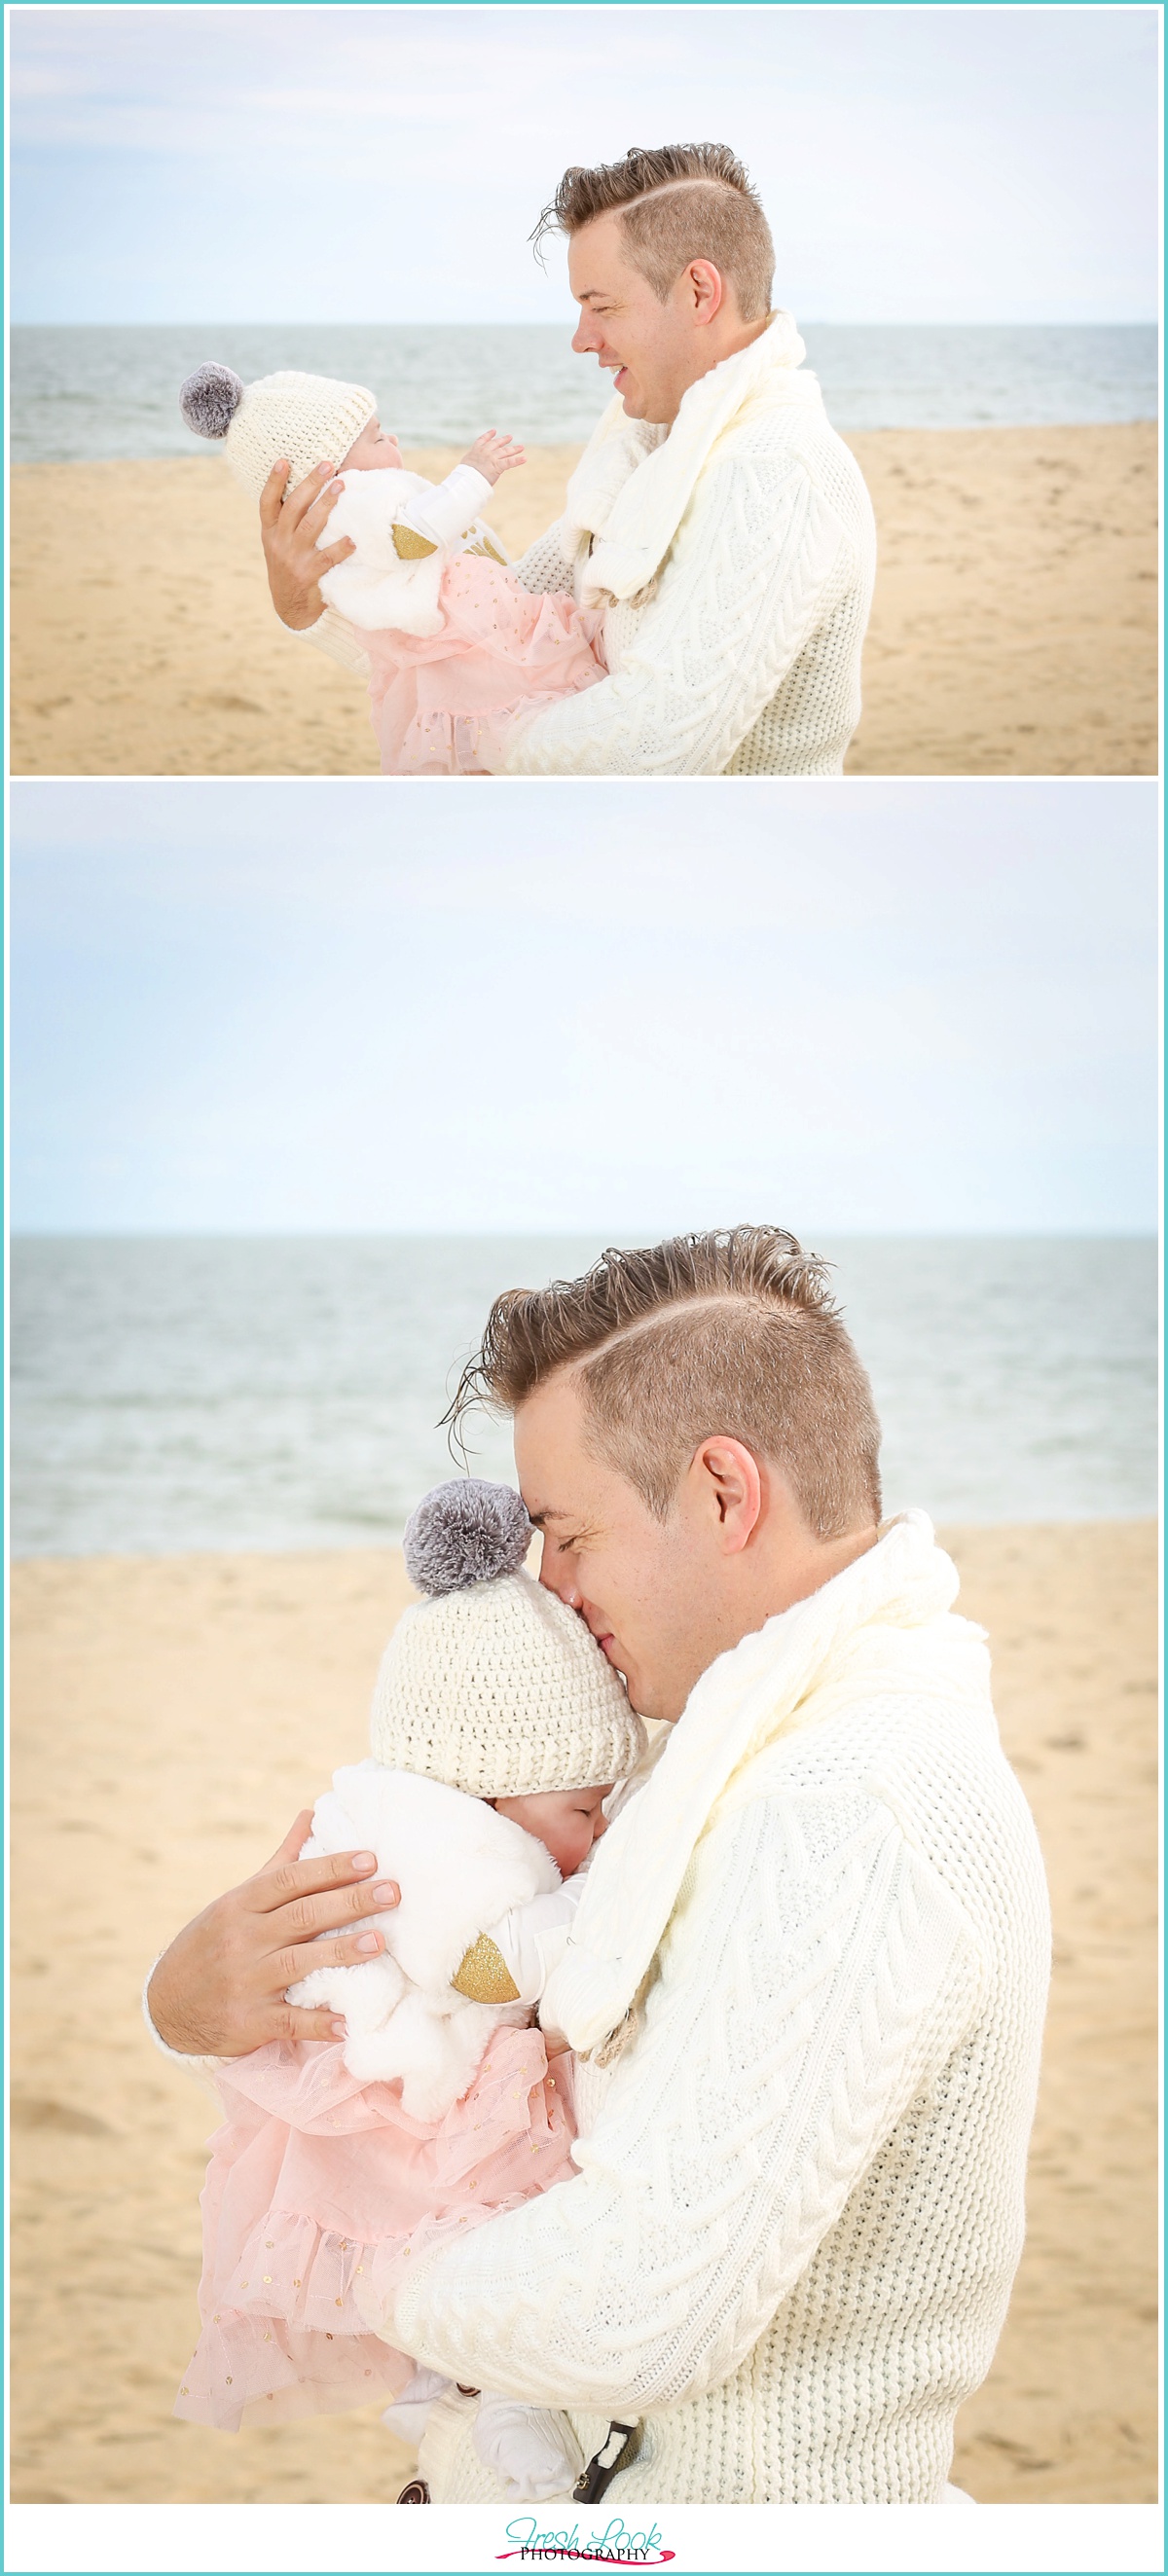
[365,553,605,777]
[174,2022,575,2431]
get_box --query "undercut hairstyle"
[445,1227,882,1539]
[532,143,775,326]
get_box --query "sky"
[10,779,1157,1238]
[9,5,1159,325]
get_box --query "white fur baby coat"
[288,1762,560,2121]
[317,461,501,635]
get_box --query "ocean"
[10,322,1159,464]
[11,1235,1157,1558]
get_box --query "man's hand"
[461,430,526,487]
[258,458,356,630]
[145,1813,400,2057]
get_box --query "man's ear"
[691,1435,762,1553]
[686,258,726,325]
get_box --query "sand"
[10,424,1156,778]
[10,1520,1157,2507]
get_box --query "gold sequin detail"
[392,524,439,561]
[451,1934,519,2004]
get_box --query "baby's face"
[338,416,404,473]
[493,1783,614,1879]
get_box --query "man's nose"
[538,1538,582,1609]
[571,314,600,354]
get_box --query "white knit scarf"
[541,1512,994,2056]
[564,308,824,608]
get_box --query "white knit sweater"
[298,313,875,777]
[392,1515,1050,2504]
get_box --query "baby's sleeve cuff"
[404,462,496,552]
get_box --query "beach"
[10,423,1157,778]
[10,1519,1157,2506]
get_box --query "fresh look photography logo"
[495,2515,675,2565]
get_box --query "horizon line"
[10,1225,1158,1244]
[12,315,1161,334]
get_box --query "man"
[260,145,877,776]
[149,1226,1049,2505]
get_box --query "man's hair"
[532,143,775,326]
[446,1226,882,1538]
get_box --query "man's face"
[567,212,711,426]
[514,1369,728,1723]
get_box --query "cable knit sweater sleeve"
[292,602,372,680]
[494,455,847,779]
[392,1785,982,2413]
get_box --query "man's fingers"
[279,462,338,531]
[258,458,291,529]
[260,1810,315,1872]
[280,1926,386,1979]
[275,1876,400,1941]
[252,1844,383,1914]
[297,486,345,546]
[272,2003,348,2046]
[314,536,356,571]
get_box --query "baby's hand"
[463,429,526,486]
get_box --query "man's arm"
[146,1813,400,2057]
[493,457,847,778]
[391,1793,979,2413]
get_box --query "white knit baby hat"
[372,1479,646,1799]
[178,362,377,500]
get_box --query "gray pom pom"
[404,1478,531,1595]
[179,362,244,441]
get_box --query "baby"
[179,363,604,776]
[174,1478,646,2503]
